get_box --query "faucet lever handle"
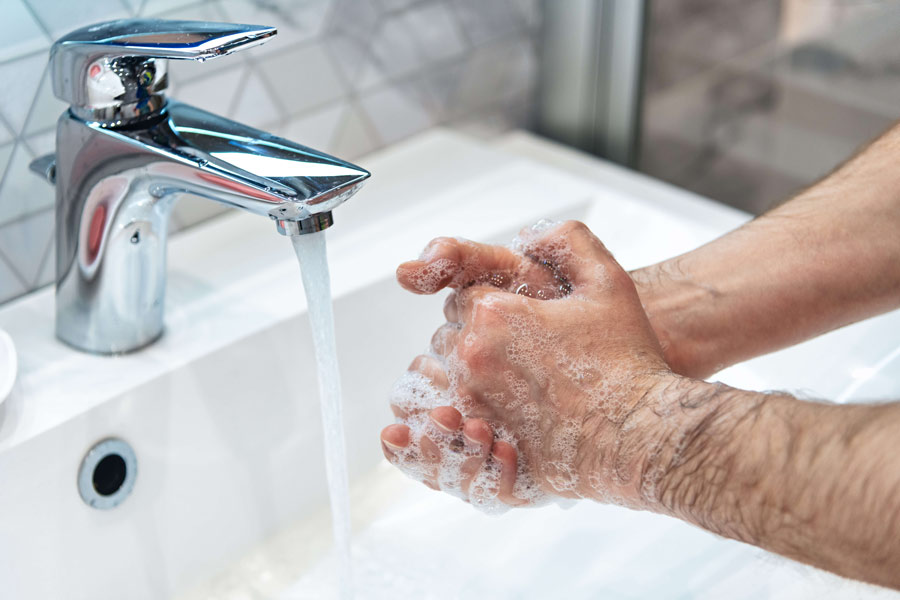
[50,19,276,121]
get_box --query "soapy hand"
[380,221,696,511]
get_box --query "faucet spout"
[147,101,370,234]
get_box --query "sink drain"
[78,438,137,509]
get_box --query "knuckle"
[430,323,458,352]
[469,292,510,324]
[456,332,492,369]
[560,220,590,236]
[608,263,635,289]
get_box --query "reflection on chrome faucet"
[28,19,370,355]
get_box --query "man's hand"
[380,221,719,510]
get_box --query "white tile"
[257,43,347,116]
[0,0,51,63]
[324,35,370,84]
[0,143,52,225]
[369,15,427,79]
[25,0,131,39]
[219,0,332,57]
[326,0,380,42]
[0,210,53,287]
[0,120,13,146]
[403,2,467,62]
[0,144,14,180]
[22,130,56,157]
[358,84,431,145]
[330,102,380,159]
[375,0,418,13]
[229,70,283,130]
[356,58,387,92]
[0,53,47,136]
[0,254,27,304]
[508,0,541,29]
[454,37,536,114]
[139,0,198,16]
[408,60,465,119]
[450,0,524,46]
[32,237,54,289]
[119,0,144,15]
[171,65,246,117]
[281,102,346,154]
[23,68,67,136]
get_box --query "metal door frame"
[536,0,648,167]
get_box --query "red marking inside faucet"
[89,63,102,79]
[87,203,107,264]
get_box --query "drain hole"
[78,438,137,509]
[93,453,127,496]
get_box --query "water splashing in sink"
[291,231,353,600]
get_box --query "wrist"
[636,377,769,518]
[573,372,710,510]
[630,264,719,379]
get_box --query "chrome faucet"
[29,19,370,355]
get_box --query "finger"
[390,354,449,419]
[429,406,462,433]
[397,237,534,295]
[430,323,461,357]
[444,292,459,323]
[460,418,493,497]
[419,434,443,490]
[517,220,628,296]
[492,440,526,506]
[408,354,449,389]
[457,285,521,328]
[380,424,410,459]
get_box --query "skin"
[380,123,900,589]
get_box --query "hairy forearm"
[633,123,900,378]
[646,380,900,589]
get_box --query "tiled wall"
[0,0,541,304]
[639,0,900,215]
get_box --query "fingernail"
[383,439,404,451]
[429,413,454,433]
[464,432,480,445]
[490,451,501,461]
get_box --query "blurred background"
[0,0,898,302]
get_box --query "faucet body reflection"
[33,20,370,354]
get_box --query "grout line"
[0,113,17,146]
[19,62,51,141]
[29,227,55,288]
[0,48,47,69]
[249,53,291,119]
[0,248,29,294]
[0,235,32,290]
[225,67,253,118]
[0,142,23,208]
[116,0,136,16]
[19,0,54,40]
[0,200,55,230]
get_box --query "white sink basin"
[0,130,897,600]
